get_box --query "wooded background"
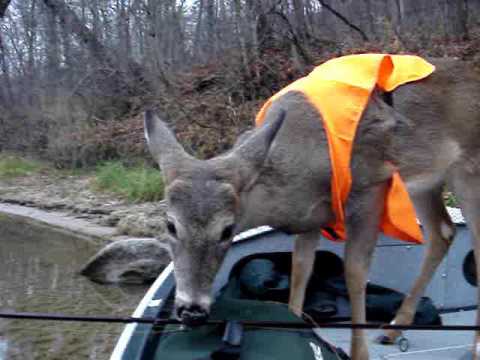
[0,0,479,166]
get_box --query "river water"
[0,214,148,360]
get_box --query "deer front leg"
[345,183,387,360]
[289,231,320,316]
[378,187,455,344]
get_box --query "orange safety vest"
[256,54,435,244]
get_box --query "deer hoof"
[398,337,409,352]
[375,334,396,345]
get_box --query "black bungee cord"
[0,311,479,332]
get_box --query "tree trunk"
[20,0,37,105]
[205,0,216,56]
[0,33,13,104]
[364,0,377,40]
[193,0,205,60]
[270,9,313,66]
[61,13,73,87]
[117,0,132,70]
[45,4,60,97]
[0,0,12,106]
[457,0,469,40]
[233,0,250,77]
[0,0,11,17]
[292,0,309,39]
[171,3,186,62]
[317,0,369,42]
[89,0,103,41]
[42,0,153,115]
[43,0,115,68]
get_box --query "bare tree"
[205,0,216,55]
[43,0,116,68]
[42,0,152,104]
[44,1,60,98]
[268,6,313,66]
[454,0,469,40]
[317,0,369,41]
[0,33,13,105]
[292,0,309,39]
[193,0,205,60]
[0,1,20,112]
[0,0,11,17]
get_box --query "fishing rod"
[1,311,480,331]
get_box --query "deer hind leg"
[377,186,455,344]
[450,164,480,359]
[289,231,320,316]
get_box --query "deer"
[144,56,480,360]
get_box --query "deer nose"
[176,304,209,326]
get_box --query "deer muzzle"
[176,304,209,326]
[174,289,212,326]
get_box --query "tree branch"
[317,0,369,42]
[41,0,159,111]
[42,0,115,67]
[270,10,314,65]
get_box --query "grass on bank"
[94,161,164,202]
[0,154,46,179]
[444,191,458,208]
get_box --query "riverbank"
[0,164,167,243]
[0,158,172,286]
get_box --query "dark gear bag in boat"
[153,278,350,360]
[237,258,441,326]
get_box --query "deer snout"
[175,287,213,326]
[176,304,209,326]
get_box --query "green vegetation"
[94,161,164,202]
[0,154,45,178]
[444,191,459,208]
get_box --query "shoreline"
[0,202,132,246]
[0,171,167,243]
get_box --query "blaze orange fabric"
[255,54,435,243]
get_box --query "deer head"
[144,110,284,326]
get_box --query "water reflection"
[0,215,148,359]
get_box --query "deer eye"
[220,224,235,242]
[166,220,177,237]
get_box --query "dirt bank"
[0,172,167,242]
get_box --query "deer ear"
[144,110,189,183]
[232,109,285,169]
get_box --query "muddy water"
[0,214,148,360]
